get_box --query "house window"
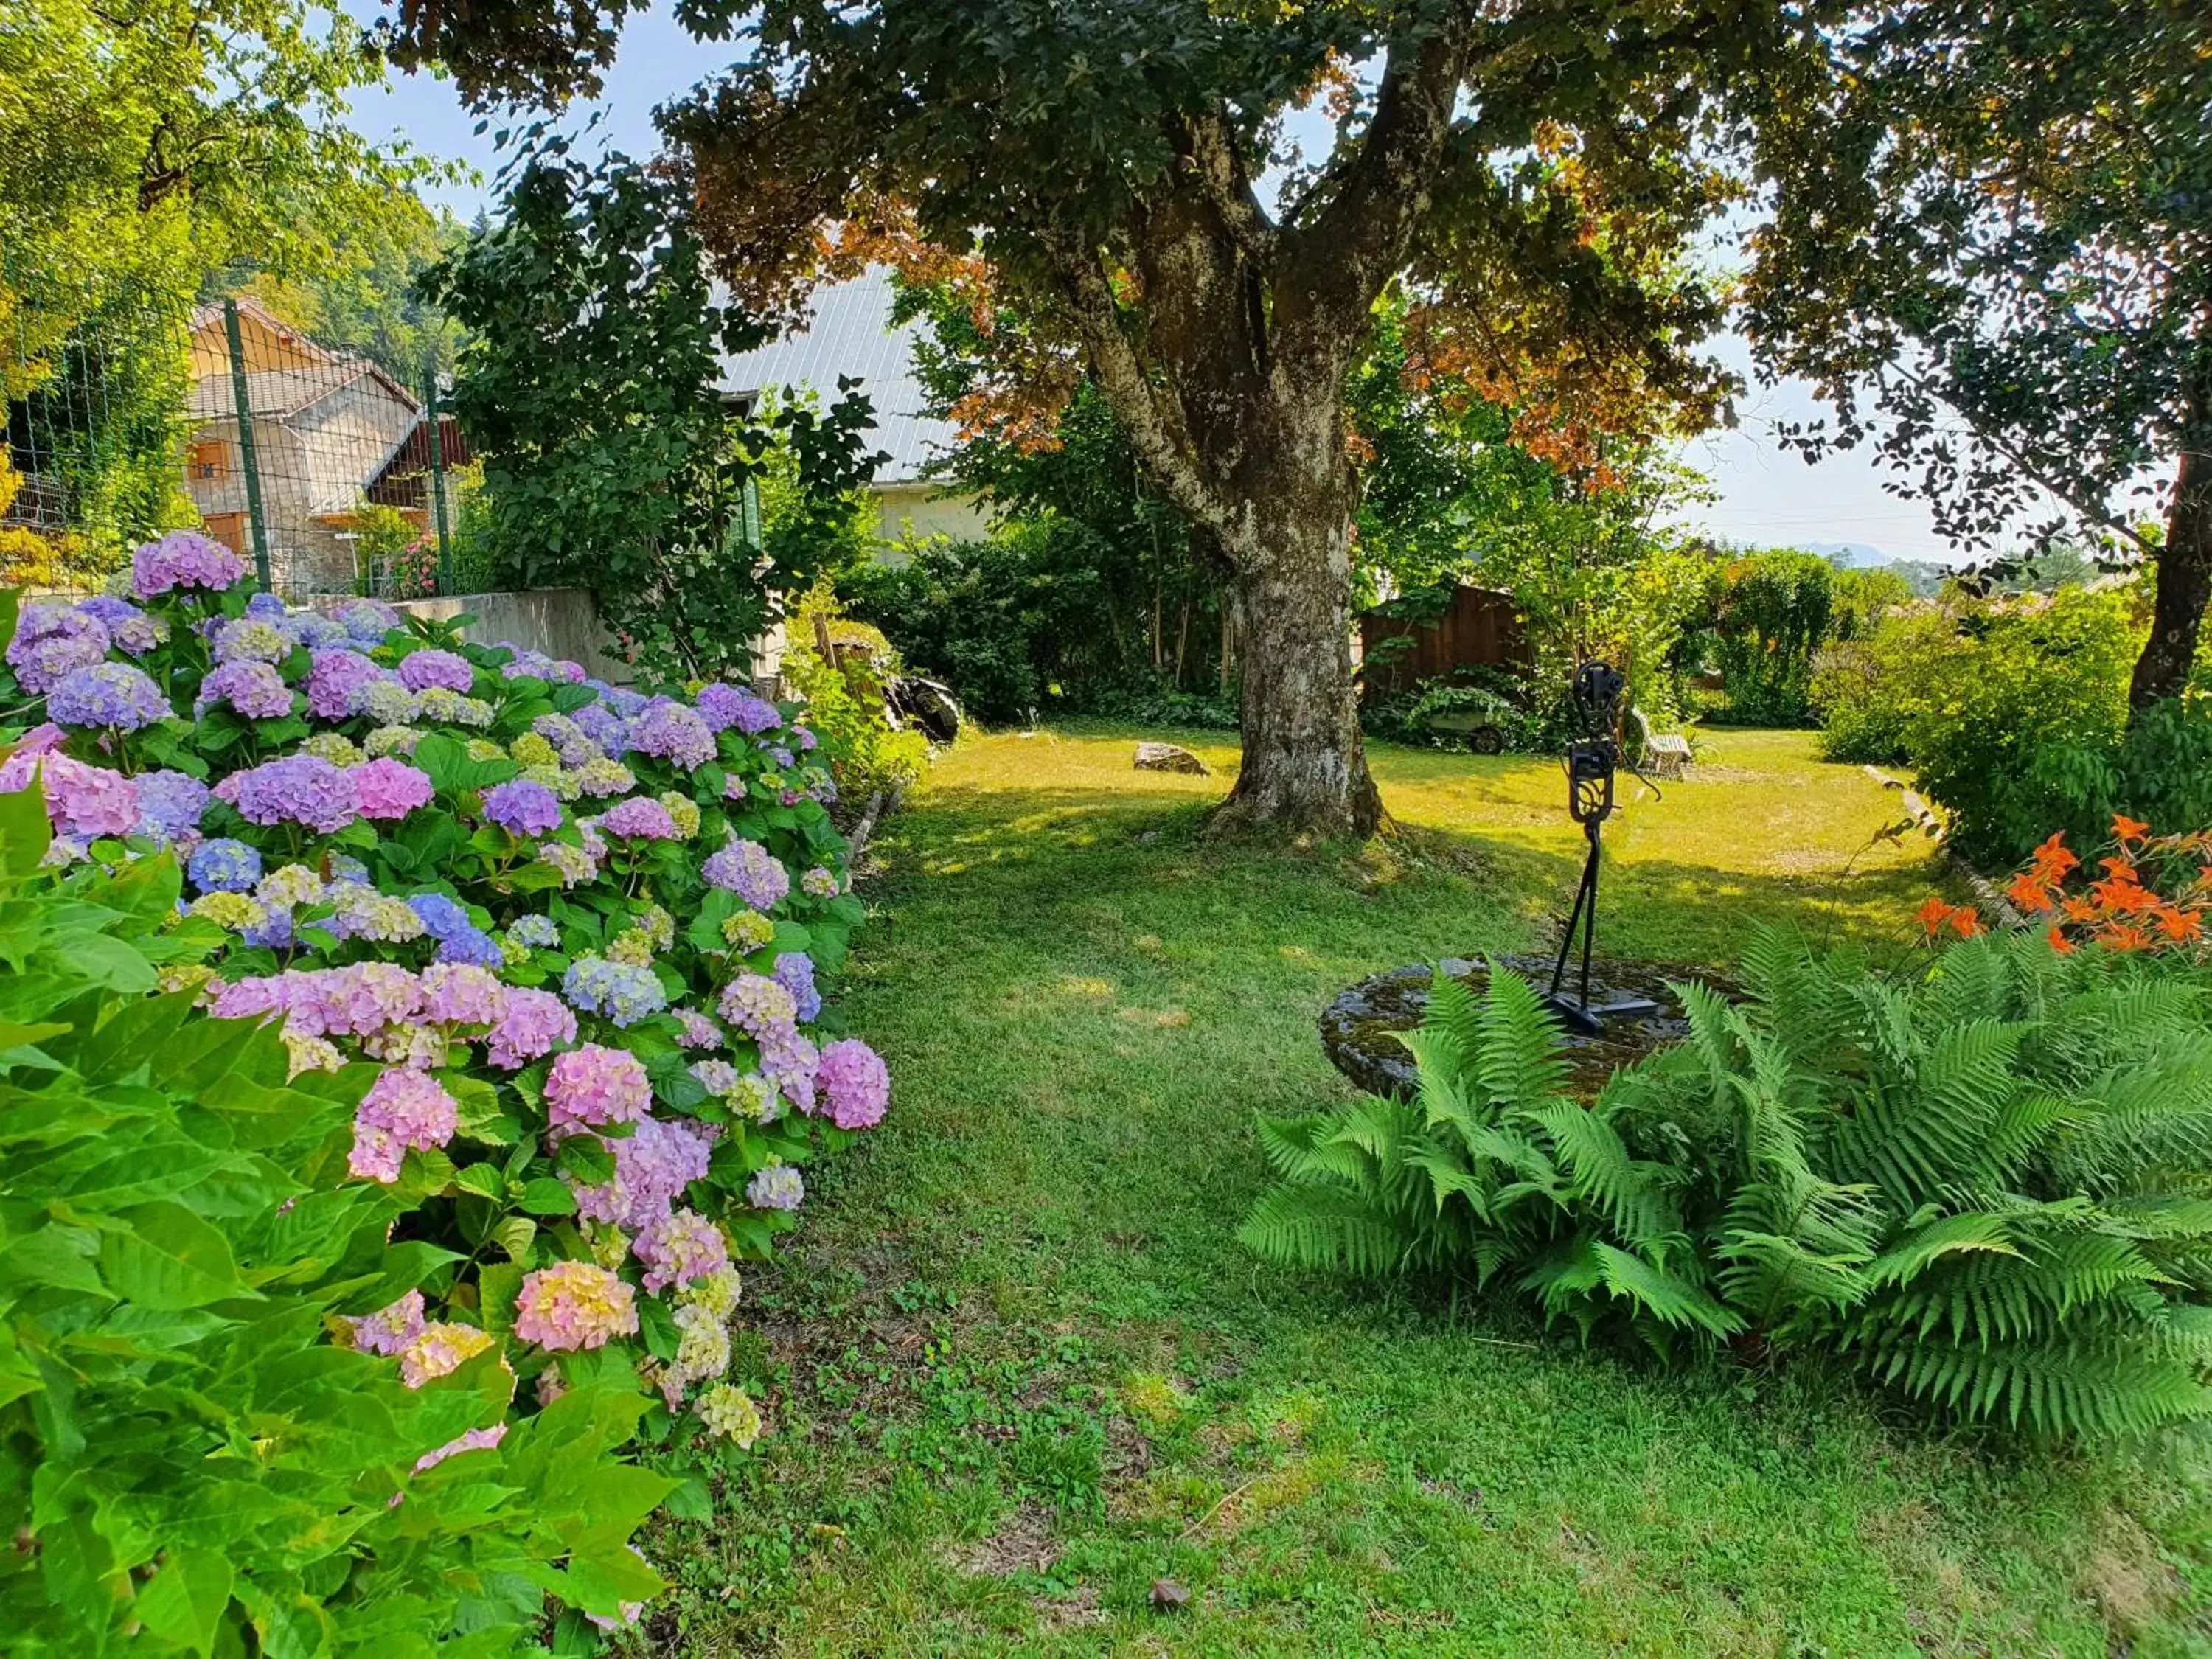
[202,513,246,554]
[189,440,229,480]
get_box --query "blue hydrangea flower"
[562,954,669,1026]
[406,891,477,942]
[245,591,288,622]
[773,950,821,1022]
[189,838,263,894]
[47,662,169,731]
[507,913,560,949]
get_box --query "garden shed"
[1357,582,1531,700]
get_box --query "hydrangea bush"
[0,534,893,1632]
[0,780,672,1652]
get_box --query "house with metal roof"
[717,268,990,548]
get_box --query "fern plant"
[1241,939,2212,1439]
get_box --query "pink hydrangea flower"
[29,754,141,841]
[347,1290,428,1356]
[544,1043,651,1130]
[352,757,436,820]
[514,1260,639,1352]
[632,1208,731,1294]
[598,796,678,841]
[348,1068,459,1183]
[815,1038,891,1130]
[412,1422,507,1472]
[569,1116,714,1229]
[422,961,508,1028]
[484,986,577,1069]
[304,649,389,720]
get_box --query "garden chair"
[1631,707,1693,779]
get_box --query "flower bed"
[1,531,891,1630]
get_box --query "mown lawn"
[630,726,2212,1657]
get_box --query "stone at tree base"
[1134,741,1211,776]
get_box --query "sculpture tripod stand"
[1542,661,1661,1037]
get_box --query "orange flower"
[2028,832,2080,880]
[2112,814,2152,844]
[2153,906,2205,944]
[1913,896,1955,936]
[2099,855,2139,883]
[2006,872,2056,914]
[2046,925,2077,955]
[2100,922,2153,953]
[2090,876,2155,914]
[1950,909,1983,938]
[2061,895,2100,924]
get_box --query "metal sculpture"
[1543,661,1661,1035]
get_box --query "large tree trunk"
[2130,362,2212,711]
[1215,468,1383,839]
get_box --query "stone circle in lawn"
[1320,953,1715,1099]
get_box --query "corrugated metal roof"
[716,268,956,484]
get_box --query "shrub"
[1241,933,2212,1439]
[1809,602,1961,764]
[1904,585,2144,864]
[1703,549,1835,726]
[0,782,671,1649]
[1,540,892,1637]
[780,582,930,804]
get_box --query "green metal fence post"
[425,366,453,594]
[222,299,274,593]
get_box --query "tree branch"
[1178,113,1276,268]
[1035,228,1243,540]
[1279,24,1466,352]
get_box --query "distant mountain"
[1801,540,1892,568]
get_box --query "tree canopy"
[1744,0,2212,708]
[392,0,1762,836]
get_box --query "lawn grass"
[630,726,2212,1657]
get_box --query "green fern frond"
[1865,1337,2211,1437]
[1237,1186,1417,1276]
[1471,962,1571,1113]
[1526,1099,1681,1249]
[1589,1242,1742,1338]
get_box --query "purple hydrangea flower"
[695,681,779,735]
[75,596,166,655]
[214,755,356,833]
[189,838,263,894]
[7,605,110,693]
[134,770,210,843]
[570,703,627,753]
[48,662,169,731]
[481,779,563,838]
[304,649,389,720]
[497,646,559,681]
[588,681,649,719]
[407,892,477,942]
[131,530,247,598]
[195,661,294,720]
[772,951,821,1022]
[627,700,716,770]
[334,599,400,644]
[702,838,789,911]
[245,591,288,622]
[397,648,474,694]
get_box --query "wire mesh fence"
[4,254,469,602]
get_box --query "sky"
[343,13,1969,566]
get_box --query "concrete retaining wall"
[386,588,635,684]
